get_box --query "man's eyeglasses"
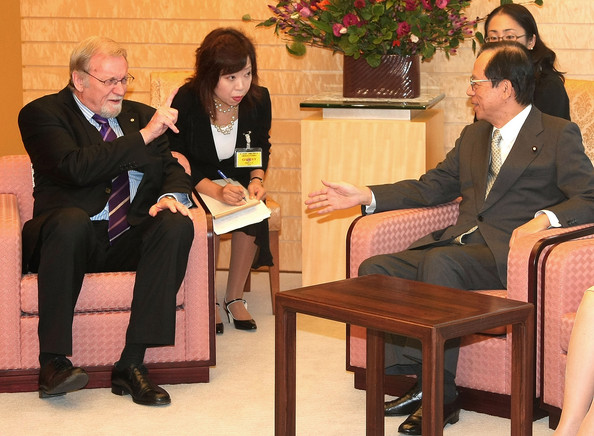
[83,70,134,87]
[484,34,526,43]
[469,78,495,90]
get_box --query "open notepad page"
[198,179,259,218]
[210,200,271,235]
[198,179,271,235]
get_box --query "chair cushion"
[20,272,185,314]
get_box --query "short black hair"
[479,41,535,106]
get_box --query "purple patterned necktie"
[92,114,130,243]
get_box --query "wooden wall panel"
[15,0,594,272]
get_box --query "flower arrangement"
[250,0,544,67]
[255,0,475,67]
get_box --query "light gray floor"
[0,271,555,435]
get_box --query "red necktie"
[93,114,131,243]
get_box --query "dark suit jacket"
[370,106,594,286]
[167,83,272,188]
[18,86,191,255]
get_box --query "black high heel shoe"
[224,298,257,331]
[215,303,224,335]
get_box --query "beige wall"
[3,0,24,154]
[13,0,594,272]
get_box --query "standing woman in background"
[168,28,273,333]
[484,3,570,120]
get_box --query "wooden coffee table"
[275,274,534,436]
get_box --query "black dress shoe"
[397,400,460,435]
[111,363,171,406]
[385,384,423,416]
[38,356,89,398]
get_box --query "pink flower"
[298,6,313,17]
[343,13,362,27]
[435,0,449,9]
[421,0,432,10]
[354,0,366,8]
[405,0,419,11]
[332,23,347,37]
[397,21,411,38]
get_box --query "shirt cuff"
[364,190,377,214]
[536,210,561,228]
[159,193,193,208]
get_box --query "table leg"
[275,304,296,436]
[511,311,534,436]
[422,332,444,436]
[366,329,385,435]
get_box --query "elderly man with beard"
[18,36,194,406]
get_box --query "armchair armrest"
[545,235,594,318]
[507,224,594,303]
[181,202,215,362]
[346,200,460,278]
[0,193,25,368]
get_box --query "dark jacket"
[370,107,594,285]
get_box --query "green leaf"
[241,14,252,22]
[257,18,277,28]
[474,31,484,45]
[286,42,306,57]
[371,3,385,19]
[422,44,436,60]
[348,33,360,44]
[365,54,382,68]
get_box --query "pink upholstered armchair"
[345,199,593,418]
[533,229,594,428]
[538,78,594,429]
[0,154,215,392]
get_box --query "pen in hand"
[217,170,247,202]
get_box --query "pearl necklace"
[211,98,238,135]
[211,113,237,135]
[214,98,237,113]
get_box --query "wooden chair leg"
[269,229,280,315]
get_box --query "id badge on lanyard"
[235,131,262,168]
